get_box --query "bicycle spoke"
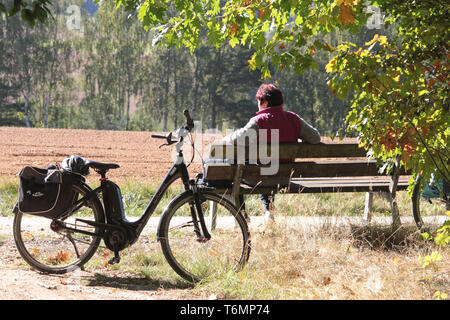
[168,221,195,232]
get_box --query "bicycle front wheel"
[13,183,105,274]
[158,190,250,282]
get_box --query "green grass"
[0,177,185,217]
[242,191,408,217]
[0,178,18,216]
[0,176,415,219]
[118,179,184,217]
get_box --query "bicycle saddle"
[85,160,120,171]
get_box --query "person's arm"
[297,116,321,144]
[221,118,259,144]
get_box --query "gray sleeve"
[221,118,259,144]
[298,115,321,144]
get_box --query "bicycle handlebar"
[151,134,167,139]
[151,132,178,146]
[151,110,194,146]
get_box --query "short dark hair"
[256,84,283,107]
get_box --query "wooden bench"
[203,140,411,228]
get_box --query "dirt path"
[0,214,413,300]
[0,217,210,300]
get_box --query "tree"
[326,0,449,187]
[114,0,448,187]
[1,1,78,128]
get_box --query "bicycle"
[411,173,449,231]
[13,110,251,282]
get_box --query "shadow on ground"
[350,224,430,251]
[86,273,193,291]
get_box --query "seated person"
[219,84,321,225]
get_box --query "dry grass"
[1,178,448,299]
[195,218,449,300]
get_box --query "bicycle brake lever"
[184,110,194,131]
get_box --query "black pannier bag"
[13,166,79,219]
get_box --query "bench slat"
[204,161,409,180]
[208,141,368,160]
[207,176,410,194]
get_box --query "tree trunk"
[162,50,171,131]
[211,102,216,129]
[193,51,200,114]
[173,50,178,130]
[126,83,130,131]
[116,66,122,130]
[23,86,31,128]
[389,157,402,229]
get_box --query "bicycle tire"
[158,190,250,282]
[13,182,105,274]
[412,174,449,231]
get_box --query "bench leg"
[364,192,373,224]
[209,200,217,231]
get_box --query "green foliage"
[0,0,53,27]
[326,0,449,188]
[422,214,450,249]
[117,0,371,79]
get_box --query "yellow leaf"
[365,34,379,46]
[322,43,335,51]
[325,56,338,73]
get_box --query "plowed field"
[0,126,219,182]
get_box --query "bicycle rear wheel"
[13,183,104,274]
[412,174,449,231]
[158,190,250,282]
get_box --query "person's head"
[256,84,283,109]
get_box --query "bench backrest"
[204,140,409,181]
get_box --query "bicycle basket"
[13,166,79,219]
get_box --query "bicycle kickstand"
[108,248,121,265]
